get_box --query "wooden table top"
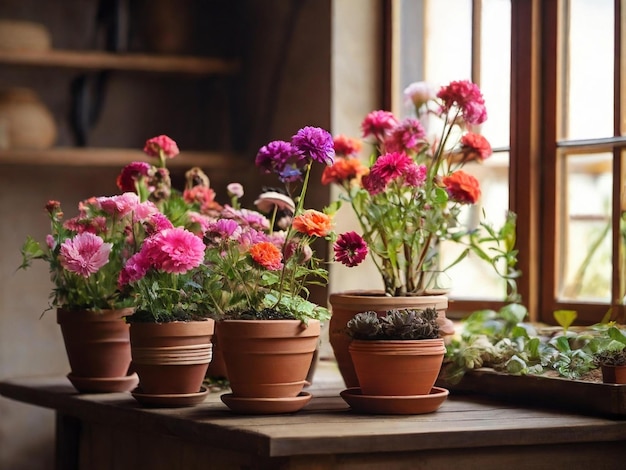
[2,362,626,459]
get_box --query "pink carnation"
[143,135,180,159]
[59,232,112,278]
[149,228,206,274]
[437,80,487,125]
[361,110,399,141]
[96,193,140,217]
[384,118,426,153]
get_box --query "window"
[389,0,626,324]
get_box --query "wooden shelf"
[0,49,240,75]
[0,147,247,169]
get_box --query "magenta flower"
[116,161,152,192]
[149,228,206,274]
[363,152,417,195]
[437,80,487,125]
[291,126,335,166]
[361,110,399,141]
[334,231,368,267]
[133,201,159,221]
[143,135,180,159]
[384,118,426,153]
[143,212,174,236]
[118,251,150,286]
[59,232,112,278]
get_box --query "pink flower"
[133,201,159,221]
[383,118,426,153]
[437,80,487,125]
[334,231,368,267]
[143,135,180,159]
[149,228,206,274]
[362,152,417,194]
[361,110,399,141]
[59,232,112,278]
[118,251,150,286]
[96,193,140,217]
[227,183,244,199]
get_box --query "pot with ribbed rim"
[57,308,138,393]
[129,319,214,398]
[328,291,454,388]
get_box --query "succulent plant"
[594,349,626,367]
[346,308,440,340]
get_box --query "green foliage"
[442,304,626,384]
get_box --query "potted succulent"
[204,125,336,414]
[340,308,449,414]
[593,326,626,384]
[322,79,504,387]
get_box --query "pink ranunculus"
[437,80,487,126]
[149,227,206,274]
[143,135,180,159]
[361,110,399,142]
[59,232,112,278]
[133,201,159,222]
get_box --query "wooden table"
[2,365,626,470]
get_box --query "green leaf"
[553,310,577,332]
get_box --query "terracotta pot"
[216,320,320,399]
[0,87,56,149]
[129,320,214,395]
[328,291,453,388]
[57,308,136,393]
[601,364,626,384]
[349,338,446,396]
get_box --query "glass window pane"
[563,0,614,140]
[559,152,613,301]
[443,152,511,300]
[480,0,511,149]
[424,0,472,83]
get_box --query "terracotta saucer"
[340,386,449,415]
[131,386,209,407]
[67,373,139,393]
[221,391,312,414]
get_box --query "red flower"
[333,135,362,157]
[437,80,487,125]
[334,231,368,267]
[460,133,492,162]
[443,170,481,204]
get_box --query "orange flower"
[321,157,369,186]
[443,170,481,204]
[333,134,363,157]
[183,186,223,214]
[249,241,283,271]
[292,209,333,237]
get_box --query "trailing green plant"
[346,308,440,340]
[442,303,626,384]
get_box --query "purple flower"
[334,231,368,267]
[291,126,335,166]
[255,140,298,174]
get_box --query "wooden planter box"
[439,368,626,418]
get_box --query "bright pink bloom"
[149,228,206,274]
[118,251,150,286]
[59,232,112,278]
[361,110,399,141]
[363,152,418,195]
[143,135,180,159]
[334,231,368,267]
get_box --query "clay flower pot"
[129,319,214,399]
[600,364,626,384]
[57,308,138,393]
[349,338,446,396]
[216,319,320,414]
[328,291,453,388]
